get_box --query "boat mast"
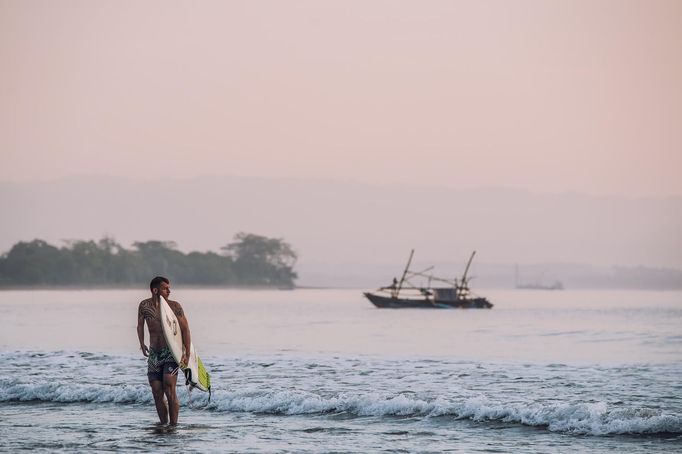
[462,251,476,282]
[396,249,414,297]
[457,251,476,298]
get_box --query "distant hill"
[298,260,682,290]
[1,175,680,289]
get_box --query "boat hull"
[363,292,493,309]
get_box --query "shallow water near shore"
[1,288,681,452]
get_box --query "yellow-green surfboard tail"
[197,355,211,391]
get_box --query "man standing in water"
[137,276,191,425]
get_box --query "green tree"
[223,232,297,287]
[0,240,72,285]
[132,240,183,280]
[183,251,235,285]
[0,234,297,288]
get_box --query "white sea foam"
[2,380,679,436]
[451,397,682,435]
[0,380,151,404]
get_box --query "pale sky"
[1,0,681,196]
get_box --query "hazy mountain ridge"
[298,260,682,290]
[1,175,680,288]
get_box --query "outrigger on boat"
[363,250,493,309]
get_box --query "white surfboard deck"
[159,295,210,393]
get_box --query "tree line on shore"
[0,233,297,288]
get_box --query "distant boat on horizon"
[515,264,564,290]
[516,281,564,290]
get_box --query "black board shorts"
[147,347,179,382]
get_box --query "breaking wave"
[2,380,679,436]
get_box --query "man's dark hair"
[150,276,170,291]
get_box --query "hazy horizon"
[7,171,682,198]
[2,175,680,284]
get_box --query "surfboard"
[159,295,211,394]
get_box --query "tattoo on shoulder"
[173,306,184,318]
[138,299,157,321]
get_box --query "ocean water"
[1,288,681,452]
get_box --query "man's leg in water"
[163,370,180,425]
[149,379,168,424]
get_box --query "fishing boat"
[514,264,564,290]
[363,250,493,309]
